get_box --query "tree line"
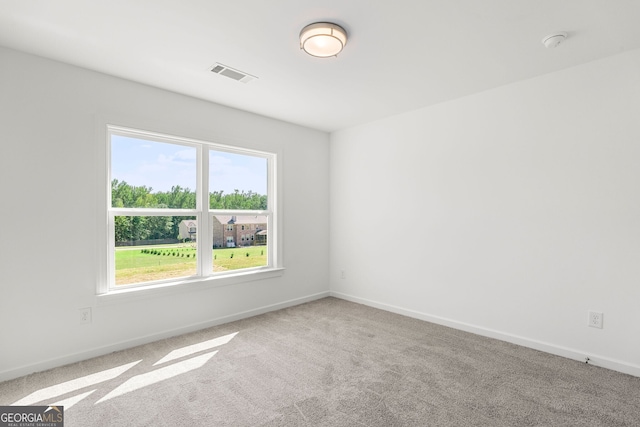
[112,179,267,243]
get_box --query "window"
[104,125,277,292]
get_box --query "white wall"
[2,44,639,381]
[330,49,640,376]
[0,47,329,380]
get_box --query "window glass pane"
[114,215,197,285]
[209,150,267,210]
[212,214,268,272]
[111,135,196,209]
[106,125,277,291]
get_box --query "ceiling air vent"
[210,63,257,83]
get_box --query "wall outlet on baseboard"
[80,307,92,324]
[340,270,346,279]
[588,311,603,329]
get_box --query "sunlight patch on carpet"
[153,332,238,366]
[96,351,218,403]
[12,360,141,406]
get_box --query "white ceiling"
[2,1,640,132]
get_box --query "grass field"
[115,243,267,285]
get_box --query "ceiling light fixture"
[300,22,347,58]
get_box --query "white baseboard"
[330,291,640,378]
[0,291,330,383]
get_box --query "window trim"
[98,122,282,296]
[97,267,285,305]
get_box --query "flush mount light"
[300,22,347,58]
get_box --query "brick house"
[179,216,267,248]
[213,215,268,248]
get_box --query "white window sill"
[97,268,285,306]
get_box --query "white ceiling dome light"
[300,22,347,58]
[542,32,568,48]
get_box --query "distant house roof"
[183,216,268,228]
[215,215,267,225]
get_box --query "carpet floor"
[1,297,639,426]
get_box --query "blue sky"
[111,135,267,194]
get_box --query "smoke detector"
[210,63,257,83]
[542,32,568,48]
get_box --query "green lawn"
[115,243,267,285]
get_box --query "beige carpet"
[1,297,639,426]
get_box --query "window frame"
[98,124,281,297]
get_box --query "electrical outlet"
[80,307,92,324]
[588,311,603,329]
[341,270,346,279]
